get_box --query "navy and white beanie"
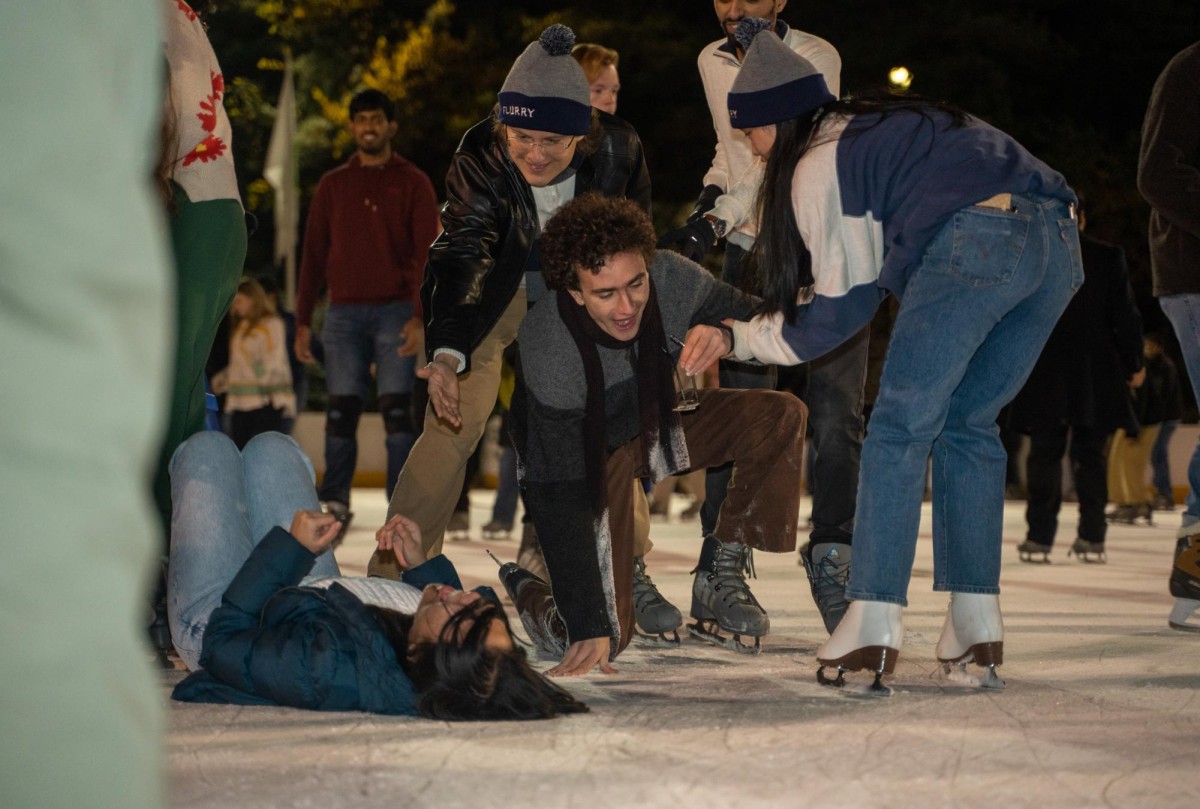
[727,18,836,128]
[498,24,592,135]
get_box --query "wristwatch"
[702,212,727,242]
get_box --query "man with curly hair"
[512,194,807,675]
[368,25,651,580]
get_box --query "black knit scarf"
[556,276,689,521]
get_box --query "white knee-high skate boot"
[815,600,902,693]
[935,592,1005,688]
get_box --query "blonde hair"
[232,277,275,332]
[571,43,619,85]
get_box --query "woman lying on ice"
[168,430,586,720]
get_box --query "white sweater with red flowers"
[161,0,240,204]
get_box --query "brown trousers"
[535,388,806,655]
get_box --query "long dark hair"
[748,89,970,320]
[367,602,589,721]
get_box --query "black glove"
[657,216,717,263]
[690,184,724,220]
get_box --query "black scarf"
[556,276,689,521]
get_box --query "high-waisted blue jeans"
[847,194,1082,605]
[167,431,339,670]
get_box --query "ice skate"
[800,541,852,633]
[320,500,353,546]
[935,593,1005,689]
[687,538,769,654]
[632,556,682,645]
[446,509,470,542]
[1168,598,1200,633]
[1106,504,1136,525]
[816,600,901,695]
[1134,503,1155,526]
[1067,537,1106,563]
[485,550,567,657]
[1154,494,1176,512]
[1017,540,1051,564]
[481,519,513,541]
[1168,528,1200,633]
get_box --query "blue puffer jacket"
[172,527,464,715]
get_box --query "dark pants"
[1025,423,1108,546]
[702,243,867,549]
[230,407,286,450]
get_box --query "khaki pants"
[1108,425,1160,505]
[373,292,526,569]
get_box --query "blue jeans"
[847,195,1082,605]
[1159,294,1200,524]
[167,431,339,670]
[321,301,417,504]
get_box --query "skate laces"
[810,547,850,598]
[632,557,669,610]
[710,542,762,608]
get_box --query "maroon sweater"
[297,153,440,326]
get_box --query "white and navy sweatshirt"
[732,109,1074,365]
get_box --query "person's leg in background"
[1023,424,1069,551]
[374,301,418,501]
[1151,418,1178,509]
[318,304,372,512]
[1159,294,1200,528]
[0,5,170,807]
[1070,423,1111,545]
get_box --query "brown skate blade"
[816,645,899,674]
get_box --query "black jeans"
[1025,423,1108,546]
[702,242,867,548]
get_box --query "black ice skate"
[486,550,568,658]
[632,556,682,645]
[1017,540,1052,563]
[800,541,852,633]
[1169,529,1200,632]
[688,537,769,654]
[1067,537,1106,563]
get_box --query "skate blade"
[1018,552,1050,564]
[940,661,1006,689]
[634,629,682,647]
[686,621,762,655]
[446,530,471,543]
[1168,620,1200,633]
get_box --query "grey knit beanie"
[498,24,592,135]
[727,18,835,128]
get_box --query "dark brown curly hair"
[539,193,656,291]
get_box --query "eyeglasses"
[506,132,577,158]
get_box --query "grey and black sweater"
[511,250,757,647]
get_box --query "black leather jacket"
[421,112,652,370]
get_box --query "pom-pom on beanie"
[498,24,592,135]
[727,18,836,128]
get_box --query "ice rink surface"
[166,489,1200,808]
